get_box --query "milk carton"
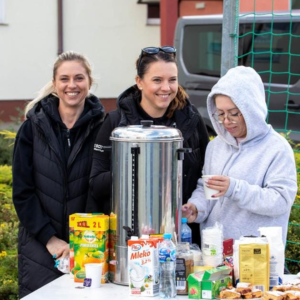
[128,236,161,296]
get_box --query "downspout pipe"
[58,0,63,55]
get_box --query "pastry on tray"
[252,289,263,298]
[262,291,285,300]
[272,286,293,292]
[220,289,242,299]
[284,292,300,300]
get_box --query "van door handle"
[286,101,300,110]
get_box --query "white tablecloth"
[22,274,299,300]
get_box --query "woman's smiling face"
[53,60,90,111]
[136,60,178,118]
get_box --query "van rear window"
[182,22,300,85]
[183,24,222,78]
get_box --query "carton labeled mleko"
[187,266,232,299]
[69,213,109,283]
[128,237,161,297]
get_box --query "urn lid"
[110,120,183,142]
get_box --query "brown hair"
[136,50,188,118]
[25,51,94,116]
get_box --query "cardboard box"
[187,266,232,299]
[223,239,233,257]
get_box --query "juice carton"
[187,272,204,299]
[108,212,117,281]
[72,214,109,283]
[201,266,232,299]
[69,213,92,278]
[187,266,232,299]
[128,236,161,296]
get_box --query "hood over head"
[207,66,270,146]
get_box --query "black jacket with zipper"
[12,94,104,298]
[88,86,209,246]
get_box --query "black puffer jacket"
[12,94,104,298]
[88,86,209,245]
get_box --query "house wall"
[179,0,290,16]
[0,0,160,121]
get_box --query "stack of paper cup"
[202,225,223,267]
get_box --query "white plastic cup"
[202,175,219,200]
[85,263,103,288]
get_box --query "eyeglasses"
[137,46,176,74]
[212,111,243,124]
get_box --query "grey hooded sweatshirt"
[189,66,297,243]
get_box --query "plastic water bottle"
[181,218,192,244]
[159,233,176,299]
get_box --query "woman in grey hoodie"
[182,66,297,243]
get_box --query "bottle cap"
[182,218,187,223]
[131,236,139,240]
[163,233,172,239]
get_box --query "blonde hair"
[25,51,94,117]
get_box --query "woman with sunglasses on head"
[88,46,209,246]
[182,66,297,244]
[12,51,105,298]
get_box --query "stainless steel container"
[109,121,190,285]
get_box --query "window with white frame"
[0,0,5,24]
[147,3,160,25]
[137,1,160,25]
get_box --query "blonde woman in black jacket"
[12,51,105,298]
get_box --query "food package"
[176,242,194,295]
[70,213,109,283]
[233,236,270,291]
[258,227,284,289]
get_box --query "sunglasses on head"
[137,46,176,74]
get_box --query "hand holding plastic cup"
[202,175,219,200]
[85,263,103,288]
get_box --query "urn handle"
[177,148,192,160]
[130,144,140,239]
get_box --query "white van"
[174,13,300,142]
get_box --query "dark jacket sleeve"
[182,106,209,204]
[87,114,114,214]
[12,120,56,246]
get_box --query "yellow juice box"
[108,213,117,280]
[71,213,109,283]
[69,213,92,278]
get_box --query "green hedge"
[0,165,18,300]
[286,151,300,274]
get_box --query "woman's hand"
[46,236,69,259]
[181,203,199,223]
[204,175,230,198]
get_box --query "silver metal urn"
[109,120,190,285]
